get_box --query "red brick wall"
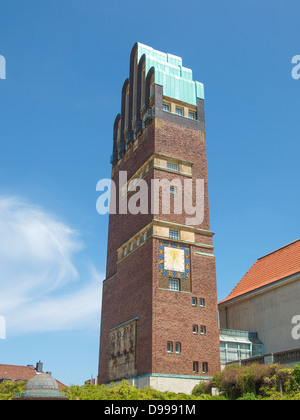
[105,124,155,280]
[98,239,154,383]
[152,239,220,377]
[155,119,211,231]
[99,110,220,384]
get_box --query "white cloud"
[0,196,103,335]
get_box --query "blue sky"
[0,0,299,385]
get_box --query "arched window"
[150,73,155,98]
[120,79,130,155]
[135,54,146,134]
[132,51,138,124]
[111,114,121,165]
[129,43,138,134]
[140,64,146,118]
[124,85,130,132]
[145,67,155,111]
[117,119,121,141]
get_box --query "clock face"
[164,247,185,273]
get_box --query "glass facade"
[220,329,264,365]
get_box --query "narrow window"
[163,102,171,112]
[150,74,155,98]
[199,298,206,308]
[117,120,121,141]
[169,278,180,292]
[193,325,198,335]
[193,362,199,373]
[141,65,146,111]
[124,86,130,130]
[167,342,173,353]
[192,297,197,306]
[200,325,206,335]
[202,362,209,374]
[175,342,181,354]
[170,186,177,195]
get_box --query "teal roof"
[137,43,204,105]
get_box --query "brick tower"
[98,43,220,393]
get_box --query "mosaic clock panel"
[158,240,190,279]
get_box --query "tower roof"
[219,239,300,305]
[135,42,204,104]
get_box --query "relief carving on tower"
[108,319,137,382]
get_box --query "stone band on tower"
[98,43,220,393]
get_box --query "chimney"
[36,361,43,373]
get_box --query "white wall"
[219,276,300,354]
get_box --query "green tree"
[0,381,26,400]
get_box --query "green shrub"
[191,381,208,396]
[237,392,259,400]
[293,364,300,386]
[0,381,26,400]
[211,364,245,400]
[212,363,300,400]
[63,380,214,401]
[2,365,300,401]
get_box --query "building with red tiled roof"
[0,361,65,390]
[219,239,300,355]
